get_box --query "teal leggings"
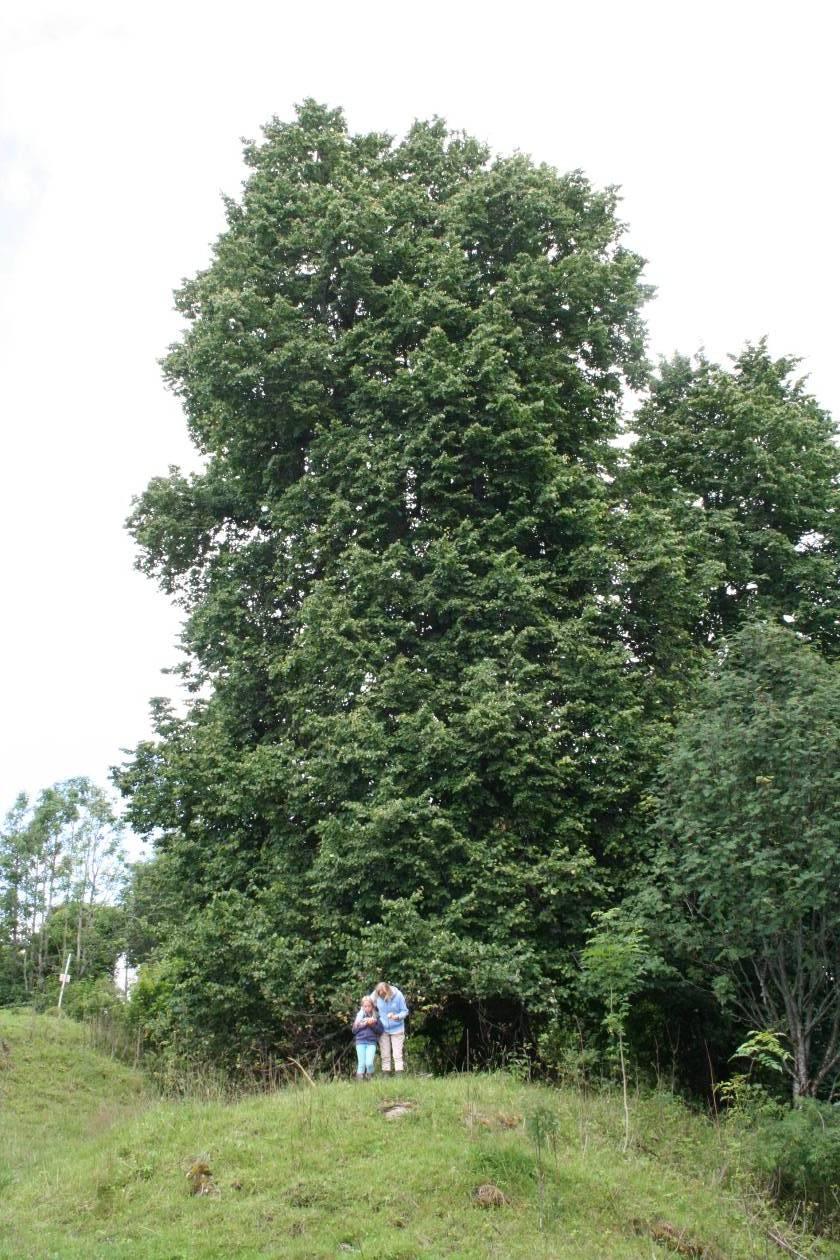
[355,1043,376,1074]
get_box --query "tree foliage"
[118,101,662,1062]
[653,623,840,1098]
[625,345,840,654]
[0,778,125,1003]
[117,102,840,1078]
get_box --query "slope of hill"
[0,1010,828,1259]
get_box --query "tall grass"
[0,1010,833,1260]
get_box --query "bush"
[62,975,125,1021]
[747,1100,840,1234]
[537,1018,602,1088]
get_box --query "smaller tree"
[626,343,840,655]
[581,908,650,1149]
[0,779,126,1001]
[44,904,126,982]
[655,623,840,1098]
[0,794,30,999]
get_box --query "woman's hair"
[375,982,393,998]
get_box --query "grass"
[0,1010,831,1259]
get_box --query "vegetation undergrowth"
[1,1011,833,1259]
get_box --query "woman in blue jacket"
[371,982,409,1073]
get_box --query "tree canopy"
[117,102,840,1078]
[118,101,665,1061]
[625,345,840,654]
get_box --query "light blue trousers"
[355,1042,376,1074]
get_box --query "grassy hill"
[0,1010,830,1259]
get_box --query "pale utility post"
[57,953,72,1010]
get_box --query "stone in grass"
[472,1183,510,1208]
[379,1100,417,1120]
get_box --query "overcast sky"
[1,0,837,817]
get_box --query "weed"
[526,1103,560,1230]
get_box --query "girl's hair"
[375,982,393,998]
[361,995,375,1008]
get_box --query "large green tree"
[119,102,660,1062]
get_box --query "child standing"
[352,996,383,1081]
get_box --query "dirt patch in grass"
[633,1217,725,1259]
[286,1181,329,1207]
[464,1106,522,1131]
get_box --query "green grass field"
[0,1010,831,1259]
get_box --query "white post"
[57,953,72,1009]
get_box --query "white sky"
[1,0,838,815]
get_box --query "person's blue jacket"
[372,986,408,1035]
[352,1009,383,1044]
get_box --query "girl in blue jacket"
[352,996,383,1080]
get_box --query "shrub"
[62,976,125,1021]
[747,1100,840,1234]
[537,1019,602,1088]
